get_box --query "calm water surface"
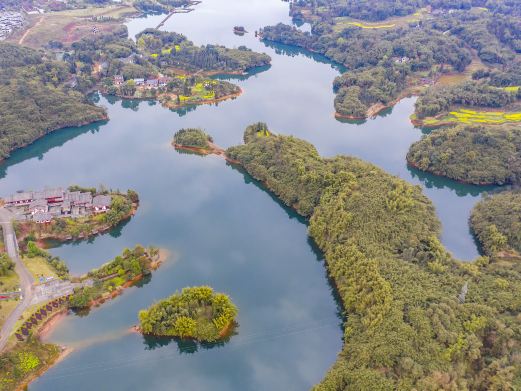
[0,0,493,389]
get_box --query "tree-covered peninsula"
[136,29,271,74]
[470,191,521,258]
[69,245,161,309]
[407,124,521,185]
[224,123,521,389]
[0,42,107,160]
[138,286,237,342]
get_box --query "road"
[0,207,34,352]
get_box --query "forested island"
[138,286,237,342]
[0,42,107,160]
[223,123,521,389]
[470,191,521,258]
[407,124,521,185]
[172,127,213,152]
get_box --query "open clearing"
[22,256,58,281]
[11,5,137,48]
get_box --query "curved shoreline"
[172,142,240,165]
[0,114,108,164]
[406,158,505,186]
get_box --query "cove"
[0,0,493,389]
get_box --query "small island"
[138,286,237,342]
[173,128,213,152]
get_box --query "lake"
[0,0,492,389]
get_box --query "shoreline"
[406,158,500,186]
[18,346,72,391]
[0,113,108,164]
[172,142,241,165]
[16,200,138,246]
[9,247,170,390]
[107,87,243,110]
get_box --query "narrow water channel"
[0,0,492,389]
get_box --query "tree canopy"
[138,286,237,342]
[407,124,521,185]
[225,123,521,390]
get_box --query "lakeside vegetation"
[260,21,471,118]
[136,29,271,74]
[470,191,521,257]
[225,123,521,389]
[0,243,163,391]
[69,245,160,309]
[0,42,107,160]
[24,241,69,279]
[64,26,265,109]
[407,124,521,185]
[0,338,61,391]
[138,286,237,342]
[173,128,212,149]
[261,1,521,119]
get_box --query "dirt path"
[19,15,44,45]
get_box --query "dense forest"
[136,29,271,73]
[0,42,107,160]
[173,128,213,149]
[134,0,192,13]
[138,286,237,342]
[290,0,521,22]
[407,124,521,185]
[225,123,521,390]
[471,191,521,257]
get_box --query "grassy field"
[12,5,137,48]
[436,53,488,86]
[332,9,426,32]
[0,300,19,329]
[0,271,20,293]
[22,256,58,281]
[416,108,521,126]
[448,109,521,124]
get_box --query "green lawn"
[22,256,58,281]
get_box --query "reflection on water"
[0,0,502,389]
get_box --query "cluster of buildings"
[0,12,24,40]
[4,188,112,224]
[113,75,173,88]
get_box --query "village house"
[3,188,112,223]
[158,76,172,87]
[93,195,111,213]
[114,75,124,85]
[134,78,145,86]
[146,79,159,88]
[33,212,52,224]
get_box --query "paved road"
[0,207,34,352]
